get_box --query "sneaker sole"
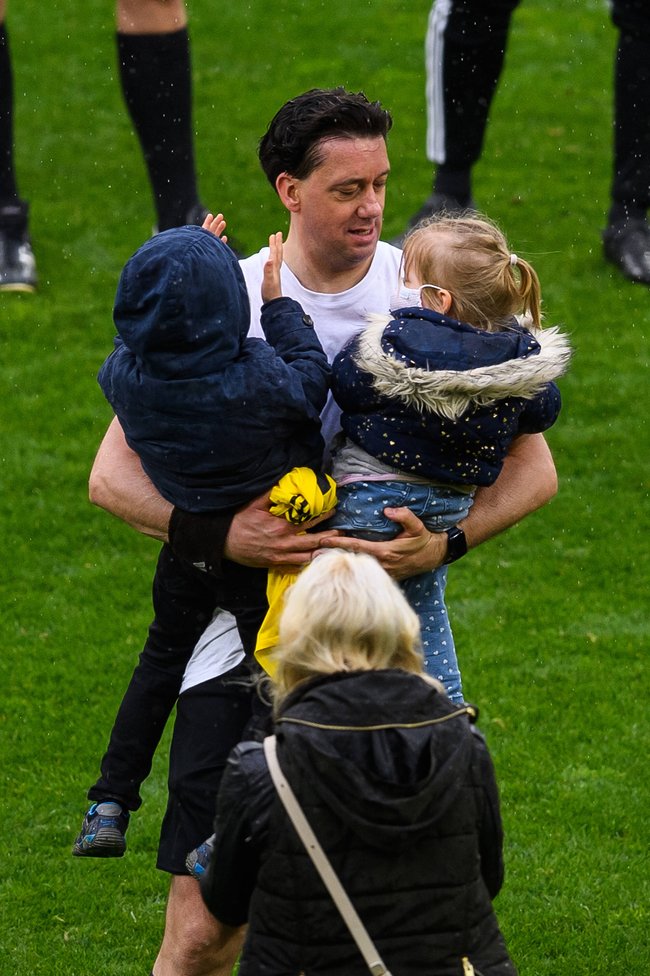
[0,281,37,293]
[72,827,126,858]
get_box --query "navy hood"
[112,226,250,379]
[276,670,476,853]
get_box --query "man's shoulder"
[375,239,403,261]
[371,240,403,275]
[239,241,401,281]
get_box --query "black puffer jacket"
[201,670,517,976]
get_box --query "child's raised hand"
[261,232,284,304]
[202,212,228,243]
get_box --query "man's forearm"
[460,433,557,550]
[89,416,172,541]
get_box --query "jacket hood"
[353,309,572,420]
[112,226,250,380]
[276,670,476,852]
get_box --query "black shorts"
[156,666,270,874]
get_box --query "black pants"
[156,669,272,873]
[87,544,267,811]
[426,0,650,210]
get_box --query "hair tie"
[510,253,518,266]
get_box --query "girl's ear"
[437,289,453,315]
[427,288,453,315]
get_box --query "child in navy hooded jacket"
[327,214,572,703]
[74,225,330,856]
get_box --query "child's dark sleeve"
[260,297,331,412]
[168,505,236,579]
[517,381,562,434]
[330,337,375,413]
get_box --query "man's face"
[287,136,390,274]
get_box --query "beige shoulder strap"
[263,734,393,976]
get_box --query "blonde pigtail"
[513,256,542,329]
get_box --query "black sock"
[433,166,472,206]
[117,28,201,230]
[0,22,24,215]
[609,30,650,229]
[608,201,646,227]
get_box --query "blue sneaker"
[185,833,215,878]
[72,801,130,858]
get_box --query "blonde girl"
[327,213,572,703]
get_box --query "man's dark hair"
[258,87,393,189]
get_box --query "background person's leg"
[0,1,36,291]
[603,0,650,283]
[395,0,521,241]
[152,670,254,973]
[116,0,204,230]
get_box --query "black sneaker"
[185,833,215,878]
[0,201,37,292]
[72,801,130,858]
[390,191,477,248]
[602,218,650,285]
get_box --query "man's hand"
[223,490,338,571]
[319,507,447,581]
[318,433,557,580]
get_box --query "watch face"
[444,527,467,564]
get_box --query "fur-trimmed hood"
[351,309,572,420]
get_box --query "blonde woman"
[200,550,517,976]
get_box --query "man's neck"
[282,236,374,294]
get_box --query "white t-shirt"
[180,241,402,692]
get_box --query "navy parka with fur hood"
[98,226,330,513]
[331,308,571,487]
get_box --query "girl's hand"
[202,212,228,243]
[261,231,283,304]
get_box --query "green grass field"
[0,1,648,973]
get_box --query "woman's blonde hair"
[403,213,542,331]
[273,550,424,705]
